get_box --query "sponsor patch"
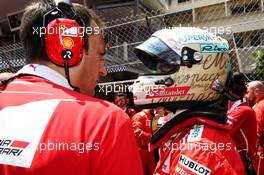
[146,86,191,99]
[0,99,61,168]
[187,125,204,142]
[62,27,78,37]
[201,43,229,53]
[175,166,192,175]
[178,154,211,175]
[62,38,74,49]
[166,38,182,52]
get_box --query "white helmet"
[130,27,231,109]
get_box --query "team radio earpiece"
[41,0,89,67]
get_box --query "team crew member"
[130,27,245,174]
[227,72,257,173]
[0,0,143,175]
[246,81,264,175]
[131,109,158,175]
[114,92,136,118]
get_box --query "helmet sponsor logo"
[179,34,213,43]
[62,38,74,49]
[178,154,211,175]
[201,43,229,53]
[146,86,191,99]
[166,38,181,52]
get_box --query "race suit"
[132,110,156,175]
[253,97,264,175]
[0,64,143,175]
[151,116,246,175]
[227,99,257,172]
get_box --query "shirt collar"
[256,96,264,103]
[15,64,73,90]
[228,98,247,113]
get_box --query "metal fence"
[0,43,25,73]
[1,0,264,81]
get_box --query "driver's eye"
[156,62,175,73]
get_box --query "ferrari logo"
[59,24,66,31]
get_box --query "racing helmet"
[130,27,231,109]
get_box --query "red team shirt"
[0,64,143,175]
[132,110,156,175]
[227,99,257,168]
[253,97,264,175]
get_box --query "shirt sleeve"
[132,113,152,149]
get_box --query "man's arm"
[132,113,152,149]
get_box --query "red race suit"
[132,110,156,175]
[0,64,143,175]
[150,115,246,175]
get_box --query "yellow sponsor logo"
[63,38,74,49]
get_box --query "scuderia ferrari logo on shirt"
[0,139,30,156]
[0,99,61,168]
[178,154,211,175]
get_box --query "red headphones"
[41,0,89,67]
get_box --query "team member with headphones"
[0,0,143,174]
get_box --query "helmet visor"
[134,37,181,74]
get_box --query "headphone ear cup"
[45,18,84,66]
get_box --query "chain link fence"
[103,0,264,80]
[1,0,264,81]
[0,43,25,73]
